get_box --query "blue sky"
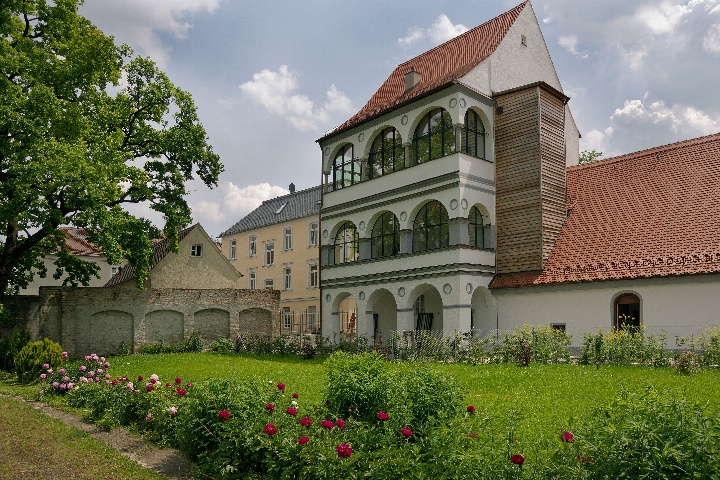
[79,0,720,237]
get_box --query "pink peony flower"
[97,369,103,374]
[277,382,285,391]
[321,419,334,429]
[137,375,143,381]
[218,409,230,421]
[79,365,86,372]
[401,427,413,437]
[561,431,575,443]
[175,377,182,384]
[145,413,152,421]
[39,373,46,380]
[286,407,298,416]
[467,405,476,414]
[47,369,53,375]
[67,382,74,389]
[298,435,309,445]
[59,368,66,375]
[265,403,275,411]
[103,362,110,368]
[264,423,278,435]
[150,374,159,382]
[167,406,178,416]
[336,443,353,458]
[510,454,525,465]
[292,392,299,399]
[165,382,171,387]
[62,352,68,359]
[52,382,59,388]
[62,376,69,383]
[59,383,66,390]
[300,417,312,427]
[185,382,192,389]
[43,363,50,370]
[149,378,157,384]
[176,387,187,396]
[146,384,154,392]
[377,411,389,421]
[335,418,346,430]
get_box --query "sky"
[78,0,720,237]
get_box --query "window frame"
[248,269,256,289]
[332,144,361,190]
[308,263,318,288]
[282,265,292,290]
[463,109,486,159]
[309,222,318,247]
[334,221,359,264]
[283,226,292,251]
[371,211,400,259]
[264,278,274,290]
[614,293,641,330]
[229,239,236,260]
[191,244,203,257]
[468,206,490,249]
[283,308,292,329]
[249,235,257,257]
[368,127,404,179]
[412,108,454,165]
[264,241,275,266]
[413,201,449,253]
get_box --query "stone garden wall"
[3,287,280,358]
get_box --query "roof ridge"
[260,184,322,205]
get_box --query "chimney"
[289,183,295,193]
[404,68,421,92]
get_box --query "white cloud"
[635,2,692,35]
[582,129,607,152]
[703,23,720,53]
[610,97,720,135]
[558,35,588,59]
[397,14,468,46]
[620,46,648,70]
[79,0,220,68]
[239,65,353,131]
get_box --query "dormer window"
[191,244,203,257]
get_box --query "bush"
[39,352,109,395]
[179,333,203,353]
[14,337,63,383]
[209,336,234,353]
[674,350,702,375]
[492,325,572,365]
[0,327,31,372]
[580,328,670,367]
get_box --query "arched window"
[334,222,359,264]
[463,109,485,159]
[371,212,400,259]
[332,144,361,190]
[412,108,454,165]
[369,127,404,178]
[614,293,641,330]
[468,206,490,249]
[413,201,449,252]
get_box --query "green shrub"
[14,337,63,383]
[580,328,670,367]
[179,333,203,353]
[0,327,31,372]
[674,350,702,375]
[209,336,234,353]
[493,324,572,365]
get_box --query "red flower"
[510,454,525,465]
[176,387,187,396]
[292,392,299,399]
[561,431,575,443]
[175,377,182,384]
[277,382,285,391]
[300,417,312,427]
[218,409,230,421]
[336,443,353,458]
[377,411,389,421]
[146,384,154,392]
[137,375,143,381]
[335,418,346,430]
[265,403,275,411]
[467,432,479,439]
[298,436,309,445]
[286,407,298,416]
[401,427,413,437]
[185,382,193,389]
[165,382,171,387]
[149,378,157,384]
[264,423,278,435]
[577,453,593,464]
[321,419,334,429]
[466,405,476,414]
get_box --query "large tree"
[0,0,223,297]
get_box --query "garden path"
[6,395,192,479]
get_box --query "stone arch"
[468,202,493,249]
[366,288,398,343]
[239,307,273,336]
[144,309,184,345]
[332,292,358,336]
[77,310,133,356]
[612,291,642,330]
[407,283,444,333]
[194,308,230,344]
[470,286,497,335]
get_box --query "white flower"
[167,406,178,416]
[150,374,160,382]
[291,400,298,407]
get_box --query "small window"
[249,235,257,257]
[111,266,119,277]
[265,242,275,266]
[191,244,203,257]
[229,239,236,260]
[551,323,566,333]
[282,265,292,290]
[614,293,641,330]
[248,269,256,289]
[309,222,318,247]
[308,263,318,288]
[521,34,527,46]
[283,308,292,329]
[283,227,292,251]
[264,278,274,290]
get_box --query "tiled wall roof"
[491,132,720,288]
[59,227,103,256]
[321,2,527,139]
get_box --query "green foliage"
[674,350,702,375]
[579,149,603,164]
[580,328,670,367]
[492,325,572,365]
[0,327,31,372]
[209,336,234,353]
[0,0,222,296]
[14,338,63,383]
[0,303,16,327]
[137,333,203,355]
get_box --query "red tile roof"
[320,2,527,140]
[59,227,103,256]
[491,132,720,288]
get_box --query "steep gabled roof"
[59,227,103,256]
[491,133,720,288]
[220,185,322,237]
[320,2,527,140]
[104,224,198,287]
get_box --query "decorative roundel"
[461,199,468,209]
[400,211,407,221]
[459,98,466,108]
[398,287,406,297]
[358,221,366,230]
[324,147,330,156]
[358,133,365,142]
[323,229,329,238]
[450,199,458,210]
[466,283,473,294]
[443,283,452,295]
[449,98,458,109]
[358,291,365,300]
[325,294,331,303]
[401,115,408,125]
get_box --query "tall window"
[248,269,256,289]
[282,265,292,290]
[413,201,449,252]
[371,211,400,259]
[229,239,236,260]
[283,308,292,329]
[614,293,641,330]
[307,306,318,332]
[334,222,359,264]
[264,278,274,290]
[463,109,485,159]
[309,263,318,288]
[283,226,292,251]
[412,108,454,165]
[369,127,404,178]
[264,242,275,266]
[309,222,318,246]
[249,235,257,257]
[468,206,490,249]
[332,144,361,190]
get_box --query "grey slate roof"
[219,185,322,237]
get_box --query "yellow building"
[220,185,321,334]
